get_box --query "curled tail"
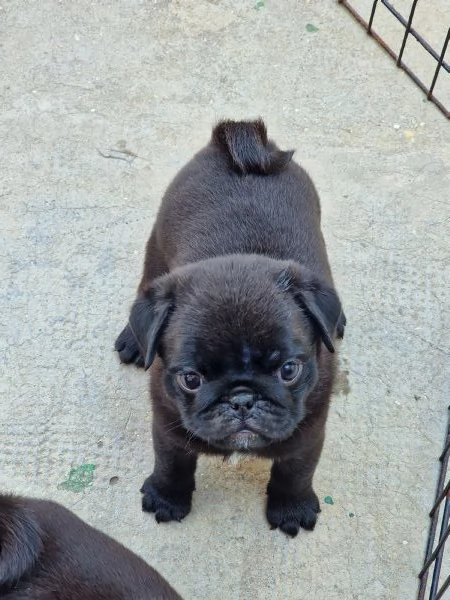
[0,494,43,590]
[212,118,294,175]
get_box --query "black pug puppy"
[0,494,182,599]
[115,119,345,537]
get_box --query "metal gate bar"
[338,0,450,118]
[418,408,450,600]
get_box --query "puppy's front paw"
[140,477,192,523]
[115,324,143,366]
[266,489,321,537]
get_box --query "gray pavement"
[1,1,449,598]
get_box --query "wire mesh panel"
[418,409,450,600]
[338,0,450,118]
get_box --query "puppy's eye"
[177,371,203,393]
[277,360,302,384]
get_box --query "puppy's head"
[130,255,342,451]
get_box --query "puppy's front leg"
[266,436,324,537]
[141,429,197,524]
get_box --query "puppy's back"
[157,119,331,281]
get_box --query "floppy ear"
[0,495,43,589]
[128,277,173,370]
[277,263,344,353]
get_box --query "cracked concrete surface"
[1,1,449,598]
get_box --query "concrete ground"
[1,1,449,598]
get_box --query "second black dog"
[0,494,182,599]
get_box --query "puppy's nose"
[229,387,255,412]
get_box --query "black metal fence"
[338,0,450,118]
[418,409,450,599]
[338,3,449,596]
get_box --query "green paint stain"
[255,1,265,9]
[57,464,96,493]
[349,512,355,518]
[324,495,334,505]
[306,23,319,33]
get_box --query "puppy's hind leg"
[336,310,347,339]
[115,228,168,368]
[115,324,143,366]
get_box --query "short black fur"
[0,494,181,599]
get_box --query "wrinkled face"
[159,263,321,451]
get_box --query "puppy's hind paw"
[336,311,347,340]
[140,477,192,523]
[266,490,321,537]
[114,324,143,366]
